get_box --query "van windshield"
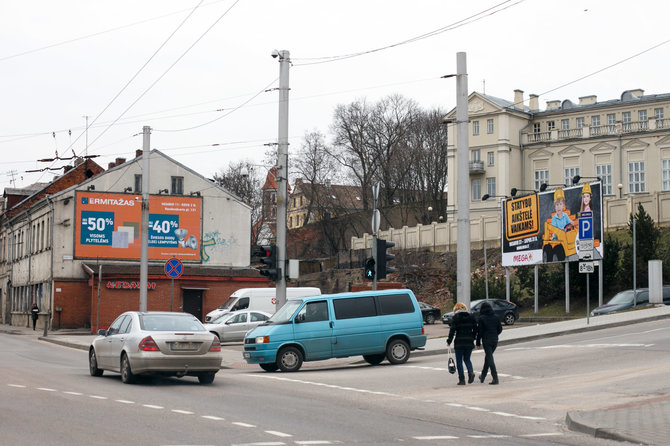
[218,296,237,310]
[268,300,302,323]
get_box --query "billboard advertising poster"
[74,192,202,261]
[501,182,603,267]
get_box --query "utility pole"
[139,126,150,312]
[455,52,471,308]
[274,50,290,310]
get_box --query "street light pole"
[455,52,471,308]
[275,50,290,310]
[139,126,150,312]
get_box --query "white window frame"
[564,167,579,187]
[472,120,479,136]
[607,113,617,133]
[472,179,482,201]
[623,111,632,131]
[628,161,645,193]
[487,151,494,166]
[486,177,496,197]
[591,115,600,135]
[596,164,612,195]
[655,108,664,128]
[639,110,648,129]
[560,119,569,137]
[662,159,670,191]
[487,119,494,134]
[534,169,549,191]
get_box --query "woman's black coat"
[447,311,477,350]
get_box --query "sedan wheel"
[89,349,103,377]
[277,346,303,372]
[504,312,516,326]
[386,339,410,364]
[120,353,135,384]
[425,314,436,325]
[198,372,216,384]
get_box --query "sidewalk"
[2,305,670,445]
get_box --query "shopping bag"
[447,346,456,374]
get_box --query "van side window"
[297,301,329,322]
[378,293,414,315]
[333,297,377,319]
[233,297,249,311]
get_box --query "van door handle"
[329,321,333,328]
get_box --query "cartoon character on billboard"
[542,188,577,262]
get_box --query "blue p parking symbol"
[579,217,593,239]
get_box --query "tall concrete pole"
[275,50,290,309]
[455,52,471,308]
[139,126,151,312]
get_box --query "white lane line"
[506,343,653,351]
[63,391,83,396]
[37,387,57,392]
[265,431,292,438]
[143,404,164,409]
[201,415,225,421]
[520,433,563,437]
[89,395,107,400]
[468,435,509,439]
[491,411,516,417]
[295,442,334,445]
[232,422,256,428]
[463,406,489,412]
[413,436,458,440]
[8,384,26,388]
[231,442,285,446]
[115,399,134,404]
[171,409,194,415]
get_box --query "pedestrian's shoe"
[489,379,499,385]
[468,371,475,384]
[479,374,486,383]
[457,378,466,385]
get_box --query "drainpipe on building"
[26,211,32,329]
[45,195,55,336]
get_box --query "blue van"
[242,289,427,372]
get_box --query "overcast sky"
[2,0,669,191]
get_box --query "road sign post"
[165,258,183,312]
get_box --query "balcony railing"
[469,160,485,174]
[523,118,666,144]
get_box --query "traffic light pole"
[139,126,150,312]
[455,52,471,308]
[275,50,290,310]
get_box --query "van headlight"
[255,336,270,344]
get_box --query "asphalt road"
[5,318,667,445]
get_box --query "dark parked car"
[442,299,519,326]
[591,286,670,316]
[418,302,441,324]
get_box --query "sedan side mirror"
[97,329,107,336]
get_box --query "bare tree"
[212,160,263,245]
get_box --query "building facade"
[1,150,270,332]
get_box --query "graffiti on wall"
[201,231,239,262]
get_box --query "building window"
[472,149,481,162]
[564,167,579,187]
[639,110,648,129]
[607,113,616,133]
[596,164,612,195]
[623,111,632,131]
[576,117,585,136]
[473,120,479,136]
[662,159,670,191]
[534,169,549,190]
[547,121,555,131]
[628,161,645,193]
[487,151,494,166]
[171,176,184,195]
[560,119,569,137]
[289,216,293,228]
[591,115,601,135]
[487,119,494,134]
[270,192,276,204]
[472,179,481,201]
[655,108,664,128]
[486,177,496,197]
[134,174,142,193]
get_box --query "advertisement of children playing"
[501,182,603,266]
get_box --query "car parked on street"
[203,310,272,342]
[442,298,519,326]
[88,311,222,384]
[591,286,670,316]
[418,302,441,324]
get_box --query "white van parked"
[205,287,321,322]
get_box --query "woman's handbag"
[447,346,456,374]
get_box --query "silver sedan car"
[203,310,271,342]
[89,311,222,384]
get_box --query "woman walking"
[476,301,503,385]
[446,302,477,385]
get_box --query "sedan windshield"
[607,290,635,305]
[141,314,205,332]
[268,300,302,323]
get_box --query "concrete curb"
[565,412,640,444]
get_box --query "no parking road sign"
[164,258,184,278]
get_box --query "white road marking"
[8,384,26,388]
[37,387,57,392]
[172,409,194,415]
[231,443,285,446]
[143,404,164,409]
[63,391,83,396]
[520,433,563,437]
[201,415,225,421]
[506,343,653,351]
[468,434,509,439]
[413,435,458,440]
[406,365,525,380]
[232,422,256,428]
[294,442,334,445]
[265,431,292,438]
[115,399,134,404]
[89,395,107,400]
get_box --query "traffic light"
[258,245,278,281]
[364,257,375,280]
[376,238,396,279]
[250,245,267,265]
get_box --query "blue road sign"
[164,258,183,278]
[579,217,593,239]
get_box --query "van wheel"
[277,347,303,372]
[260,362,279,372]
[386,339,410,364]
[363,354,385,365]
